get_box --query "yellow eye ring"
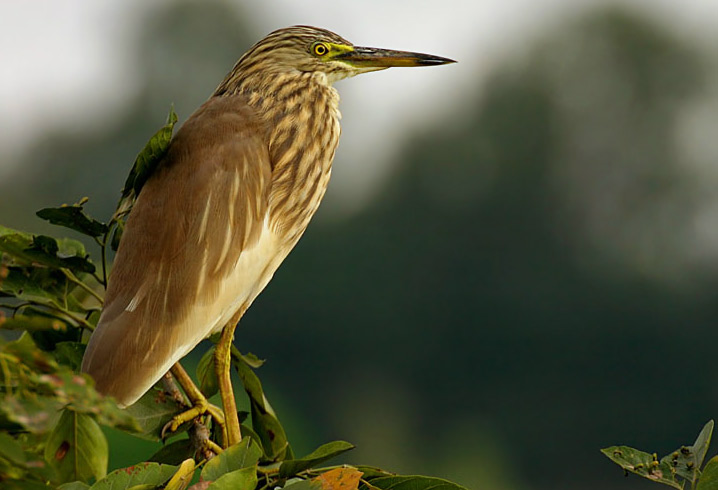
[312,43,329,56]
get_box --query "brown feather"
[81,95,272,405]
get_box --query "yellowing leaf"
[313,467,363,490]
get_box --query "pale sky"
[1,0,718,209]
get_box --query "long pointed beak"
[336,46,456,68]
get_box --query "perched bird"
[81,25,453,443]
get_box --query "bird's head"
[222,25,455,89]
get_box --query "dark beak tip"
[412,53,456,66]
[428,56,457,66]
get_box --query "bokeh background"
[3,1,718,489]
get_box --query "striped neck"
[216,70,342,245]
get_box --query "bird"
[81,25,454,445]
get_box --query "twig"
[61,268,104,305]
[44,300,95,331]
[0,302,29,313]
[97,232,109,288]
[0,355,13,395]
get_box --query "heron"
[81,25,454,447]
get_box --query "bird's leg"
[215,309,245,447]
[161,363,226,443]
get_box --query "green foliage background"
[2,3,718,490]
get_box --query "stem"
[91,272,104,287]
[45,300,95,331]
[0,355,13,395]
[0,302,29,313]
[161,371,189,406]
[99,234,108,288]
[6,300,94,331]
[61,269,104,305]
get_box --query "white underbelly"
[171,219,291,361]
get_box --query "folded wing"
[81,95,274,406]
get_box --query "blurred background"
[3,0,718,489]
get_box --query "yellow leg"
[215,309,244,447]
[162,363,226,442]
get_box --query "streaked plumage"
[81,25,454,407]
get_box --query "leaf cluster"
[0,107,468,489]
[603,420,718,489]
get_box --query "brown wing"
[81,95,272,406]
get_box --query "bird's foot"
[161,398,225,440]
[188,419,224,459]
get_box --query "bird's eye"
[312,43,329,56]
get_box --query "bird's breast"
[264,79,341,244]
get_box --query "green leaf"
[41,372,139,432]
[123,386,187,440]
[89,462,177,490]
[365,475,470,490]
[201,437,261,481]
[1,335,136,431]
[0,225,94,276]
[283,480,322,490]
[0,432,26,465]
[232,353,288,461]
[697,456,718,490]
[0,314,68,332]
[110,220,124,252]
[36,204,108,239]
[0,395,62,433]
[3,331,59,369]
[44,409,108,484]
[30,326,82,354]
[32,237,96,274]
[206,466,257,490]
[6,307,83,352]
[693,420,713,470]
[279,441,355,478]
[0,335,104,433]
[0,480,56,490]
[238,424,267,459]
[231,346,265,368]
[27,235,93,273]
[1,266,84,313]
[0,226,41,262]
[54,342,86,371]
[601,446,681,488]
[660,420,714,485]
[147,439,195,466]
[20,310,87,354]
[197,347,219,398]
[354,466,394,480]
[0,335,135,430]
[120,107,178,203]
[58,483,91,490]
